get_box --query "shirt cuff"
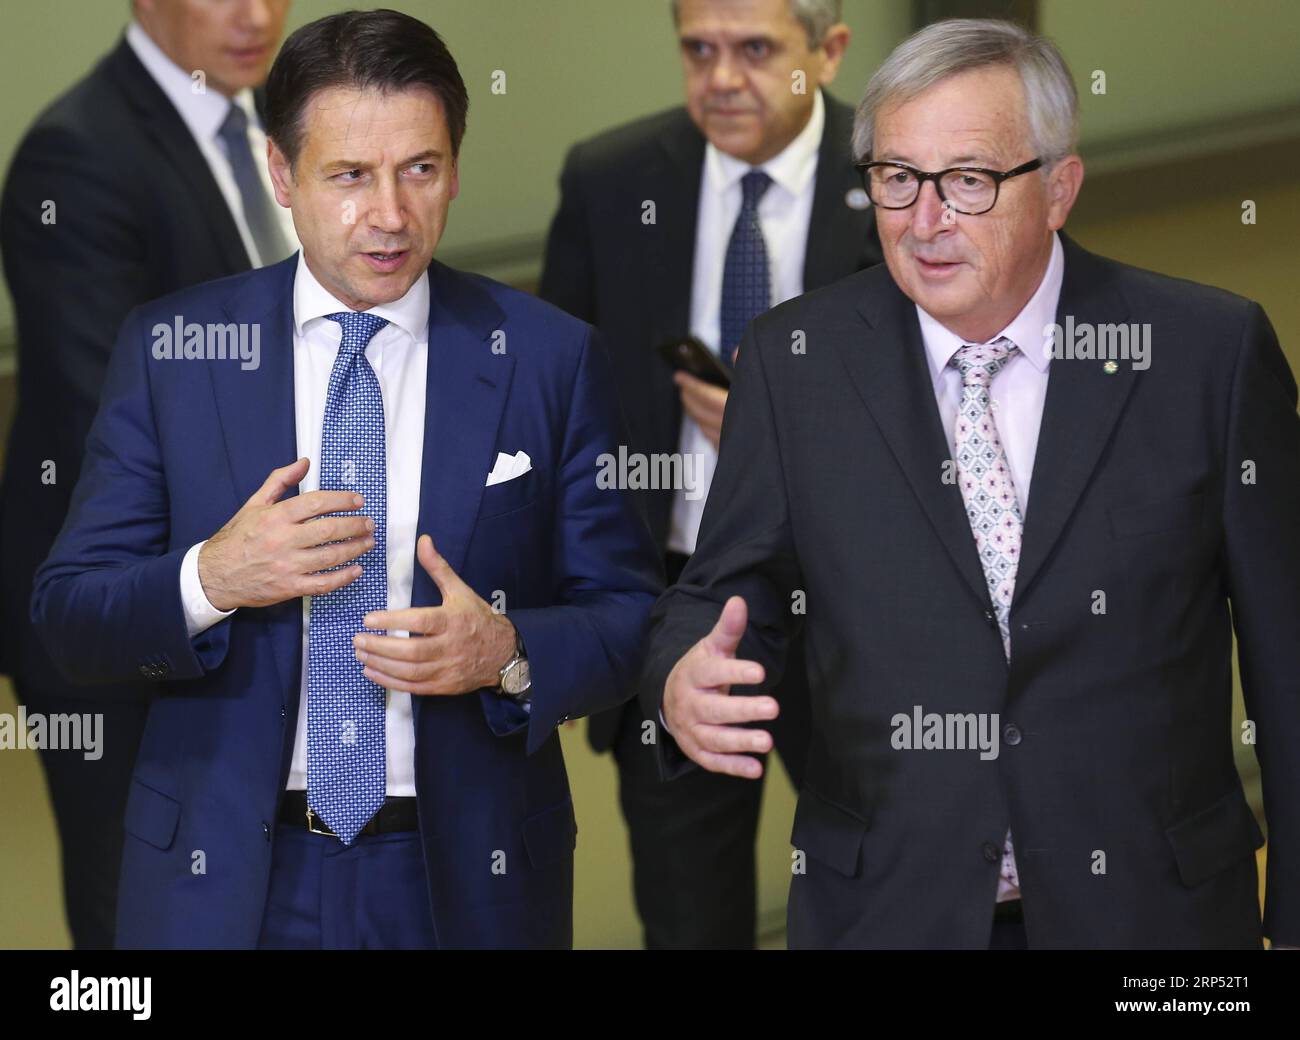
[180,541,236,638]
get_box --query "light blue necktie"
[306,311,390,844]
[719,169,773,364]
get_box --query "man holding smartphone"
[539,0,880,948]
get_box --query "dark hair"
[265,8,468,168]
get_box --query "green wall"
[0,1,1297,949]
[1043,0,1300,152]
[0,0,912,332]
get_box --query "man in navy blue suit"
[31,9,660,949]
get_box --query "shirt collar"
[125,21,260,145]
[916,231,1064,391]
[704,87,824,200]
[292,251,430,343]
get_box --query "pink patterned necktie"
[950,337,1021,900]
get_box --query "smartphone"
[657,335,732,388]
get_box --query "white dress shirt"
[918,231,1064,509]
[180,252,430,796]
[916,230,1065,902]
[126,20,299,268]
[667,88,825,555]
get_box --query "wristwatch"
[497,622,532,702]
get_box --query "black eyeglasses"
[855,157,1044,215]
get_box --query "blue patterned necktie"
[306,311,390,844]
[719,170,773,365]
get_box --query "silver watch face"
[502,658,531,696]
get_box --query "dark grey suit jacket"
[0,37,260,696]
[641,235,1300,948]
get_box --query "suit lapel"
[208,256,300,705]
[804,93,874,291]
[411,262,513,608]
[210,256,299,500]
[107,37,252,274]
[834,280,992,609]
[647,113,705,343]
[1012,237,1138,606]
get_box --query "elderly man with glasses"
[640,18,1300,949]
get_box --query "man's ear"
[816,24,851,86]
[266,138,294,208]
[1046,154,1084,231]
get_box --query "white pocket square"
[486,450,532,486]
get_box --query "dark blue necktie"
[216,102,291,267]
[306,311,390,844]
[719,170,773,365]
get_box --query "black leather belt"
[994,898,1024,923]
[279,790,419,838]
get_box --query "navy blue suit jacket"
[31,255,662,948]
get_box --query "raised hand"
[662,595,777,778]
[197,457,374,610]
[353,534,518,696]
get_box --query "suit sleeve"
[537,144,597,323]
[0,122,155,466]
[638,319,804,779]
[30,308,231,688]
[1221,301,1300,947]
[499,327,663,754]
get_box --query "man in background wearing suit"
[0,0,292,949]
[540,0,880,950]
[642,18,1300,948]
[32,8,660,950]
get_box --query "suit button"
[982,842,1001,863]
[1002,723,1022,746]
[280,706,287,719]
[983,610,996,625]
[262,822,271,842]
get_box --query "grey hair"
[669,0,843,50]
[852,18,1078,167]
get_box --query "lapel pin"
[1103,360,1119,374]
